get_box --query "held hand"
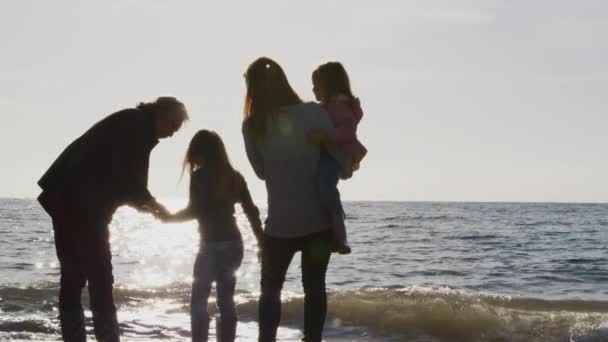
[142,201,171,221]
[155,206,172,222]
[153,209,172,223]
[307,129,327,144]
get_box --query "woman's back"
[243,102,336,238]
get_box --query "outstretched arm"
[111,111,158,210]
[140,198,170,218]
[160,206,194,223]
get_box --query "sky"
[1,0,607,203]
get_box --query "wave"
[513,220,571,227]
[2,284,608,341]
[452,234,501,240]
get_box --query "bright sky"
[1,1,607,203]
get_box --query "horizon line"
[1,197,606,205]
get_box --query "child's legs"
[191,249,214,342]
[215,241,244,320]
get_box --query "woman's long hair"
[243,57,302,140]
[312,62,355,103]
[183,130,239,200]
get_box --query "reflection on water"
[108,200,264,290]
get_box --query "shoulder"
[81,108,139,138]
[328,96,362,118]
[108,108,144,122]
[328,95,354,109]
[298,101,324,113]
[98,108,147,132]
[116,108,142,116]
[290,102,328,119]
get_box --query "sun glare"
[107,198,264,290]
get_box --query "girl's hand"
[158,207,193,223]
[307,129,327,144]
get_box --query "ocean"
[1,199,607,341]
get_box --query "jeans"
[191,240,244,342]
[258,230,332,342]
[43,195,119,342]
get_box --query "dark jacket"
[38,108,158,218]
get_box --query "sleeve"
[124,144,154,207]
[314,104,354,180]
[324,101,357,144]
[110,113,155,207]
[242,122,265,180]
[237,174,263,239]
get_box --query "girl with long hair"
[162,129,263,342]
[308,61,368,254]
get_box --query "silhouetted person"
[37,97,189,342]
[160,130,263,342]
[242,57,347,342]
[308,61,368,254]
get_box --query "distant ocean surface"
[1,199,607,341]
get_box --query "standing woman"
[242,57,344,342]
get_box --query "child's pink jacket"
[323,95,368,172]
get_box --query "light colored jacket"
[242,102,348,238]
